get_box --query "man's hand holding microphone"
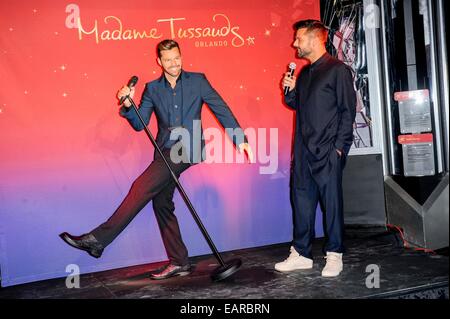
[117,76,139,107]
[282,73,296,93]
[282,62,297,95]
[117,86,135,107]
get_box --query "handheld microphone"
[120,75,139,105]
[284,62,296,95]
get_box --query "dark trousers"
[290,145,345,259]
[91,148,192,266]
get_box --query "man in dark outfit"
[60,39,253,280]
[275,20,356,277]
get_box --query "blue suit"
[120,71,247,163]
[90,71,247,266]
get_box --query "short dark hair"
[293,19,328,43]
[157,39,181,58]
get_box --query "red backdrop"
[0,0,320,287]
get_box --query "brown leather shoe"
[59,232,104,258]
[149,263,191,280]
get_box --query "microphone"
[120,75,139,105]
[284,62,296,95]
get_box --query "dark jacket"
[285,53,356,185]
[120,71,247,163]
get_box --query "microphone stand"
[125,95,242,282]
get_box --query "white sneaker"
[274,246,313,272]
[321,252,343,277]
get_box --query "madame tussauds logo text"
[65,4,246,47]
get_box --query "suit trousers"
[290,144,345,259]
[91,148,192,266]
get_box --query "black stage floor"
[0,230,448,299]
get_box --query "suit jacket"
[285,53,356,186]
[120,71,247,163]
